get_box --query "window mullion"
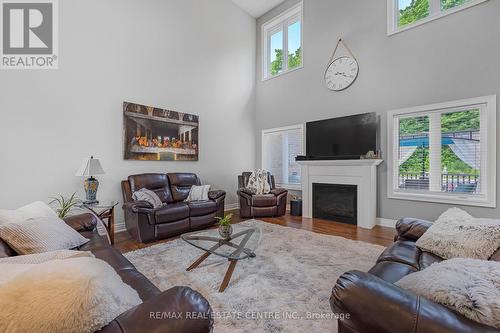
[429,0,441,14]
[429,113,442,192]
[283,22,288,71]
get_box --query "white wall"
[0,0,257,225]
[256,0,500,221]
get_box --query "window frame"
[262,1,303,81]
[386,95,496,207]
[387,0,489,36]
[261,124,305,190]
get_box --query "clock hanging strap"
[328,38,357,64]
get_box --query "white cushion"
[416,208,500,260]
[0,217,89,254]
[246,170,271,195]
[0,201,59,225]
[132,188,164,208]
[0,250,94,264]
[396,258,500,329]
[0,257,142,333]
[185,185,211,202]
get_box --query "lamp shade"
[76,156,105,177]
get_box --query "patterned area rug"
[124,220,385,332]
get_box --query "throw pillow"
[0,201,59,225]
[416,208,500,260]
[0,217,89,255]
[185,185,211,202]
[396,258,500,329]
[0,257,142,333]
[0,250,94,264]
[132,188,164,208]
[246,169,271,195]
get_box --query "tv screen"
[306,113,377,158]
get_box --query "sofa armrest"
[64,213,97,232]
[238,187,254,196]
[123,201,154,213]
[395,217,433,241]
[270,188,287,196]
[101,286,213,333]
[331,270,497,333]
[208,190,225,201]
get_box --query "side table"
[79,201,118,245]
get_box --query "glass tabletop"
[79,201,119,209]
[181,225,261,260]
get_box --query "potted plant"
[216,213,233,239]
[49,192,82,219]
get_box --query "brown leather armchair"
[330,217,500,333]
[237,172,287,218]
[122,173,225,243]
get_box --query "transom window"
[262,125,304,189]
[262,2,303,80]
[387,96,496,207]
[387,0,489,35]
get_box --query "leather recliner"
[330,217,500,333]
[122,173,225,243]
[237,172,287,218]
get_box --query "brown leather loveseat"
[237,172,288,218]
[330,217,500,333]
[122,173,225,243]
[0,213,213,333]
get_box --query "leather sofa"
[237,172,288,218]
[122,173,225,243]
[0,213,213,333]
[330,217,500,333]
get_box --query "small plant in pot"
[216,213,233,240]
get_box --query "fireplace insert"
[312,183,357,225]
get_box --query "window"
[387,0,489,35]
[387,95,496,207]
[262,125,304,189]
[262,2,303,80]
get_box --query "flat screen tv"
[305,113,378,159]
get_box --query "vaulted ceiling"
[231,0,286,18]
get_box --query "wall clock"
[324,39,359,91]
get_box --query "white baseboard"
[376,218,397,228]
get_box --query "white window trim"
[387,0,489,36]
[262,1,303,81]
[261,124,305,190]
[386,95,496,208]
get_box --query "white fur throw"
[0,257,142,333]
[246,169,271,195]
[416,208,500,260]
[396,258,500,329]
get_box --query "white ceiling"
[231,0,286,18]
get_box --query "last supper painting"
[123,102,199,161]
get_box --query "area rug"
[124,220,385,333]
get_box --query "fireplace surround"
[297,159,383,229]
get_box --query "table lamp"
[76,156,105,204]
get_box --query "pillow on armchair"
[246,170,271,195]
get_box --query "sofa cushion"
[377,240,421,269]
[154,202,190,223]
[128,173,173,203]
[168,173,201,202]
[188,201,217,217]
[252,194,277,207]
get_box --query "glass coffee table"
[181,225,261,292]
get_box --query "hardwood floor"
[114,210,395,253]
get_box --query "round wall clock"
[324,39,359,91]
[324,56,359,91]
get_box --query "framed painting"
[123,102,199,161]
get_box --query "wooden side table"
[80,201,118,245]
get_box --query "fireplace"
[312,183,357,225]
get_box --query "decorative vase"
[84,177,99,203]
[218,224,233,239]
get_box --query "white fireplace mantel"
[297,159,383,229]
